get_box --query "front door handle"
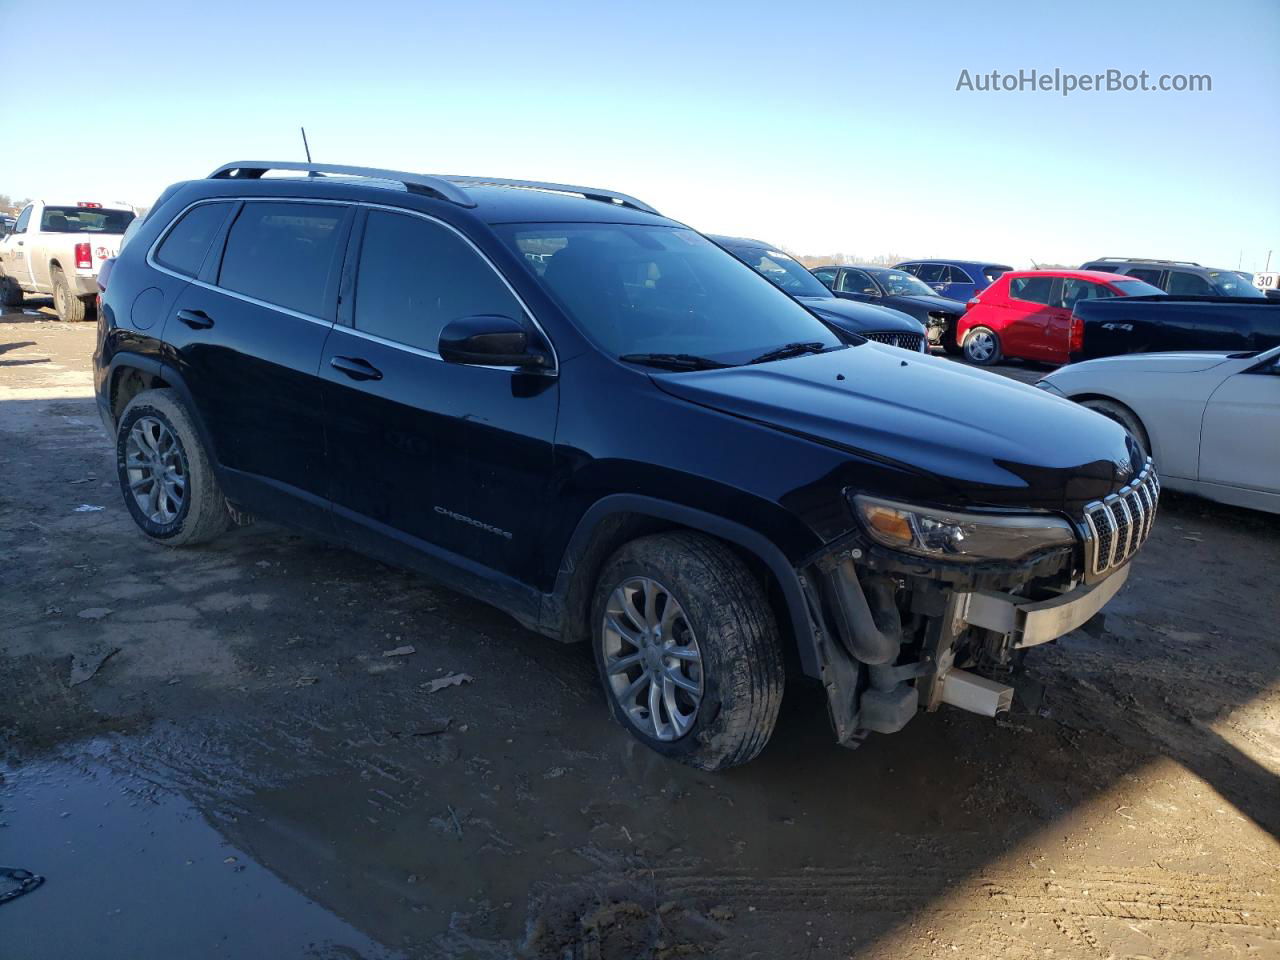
[330,356,383,381]
[176,308,214,330]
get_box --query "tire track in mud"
[643,863,1280,929]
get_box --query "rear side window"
[983,265,1011,282]
[1009,275,1055,304]
[354,210,522,352]
[154,203,232,277]
[218,202,346,317]
[945,265,974,283]
[897,262,921,275]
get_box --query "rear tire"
[116,389,231,547]
[962,326,1002,366]
[52,268,87,322]
[591,532,785,771]
[1079,398,1151,458]
[0,273,22,307]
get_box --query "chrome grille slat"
[1081,458,1160,579]
[864,331,924,353]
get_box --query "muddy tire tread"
[595,531,784,771]
[117,388,230,547]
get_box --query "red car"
[957,269,1163,365]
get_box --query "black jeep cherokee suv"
[94,161,1158,770]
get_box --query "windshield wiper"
[748,341,828,365]
[618,353,731,371]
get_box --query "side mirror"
[438,314,549,369]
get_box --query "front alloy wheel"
[602,576,704,741]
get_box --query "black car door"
[161,199,352,530]
[320,207,558,595]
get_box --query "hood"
[1053,351,1235,376]
[798,296,925,335]
[653,345,1137,514]
[889,293,967,315]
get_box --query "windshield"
[498,223,843,364]
[1207,271,1265,297]
[723,244,833,298]
[867,269,938,298]
[40,206,135,234]
[1112,279,1165,296]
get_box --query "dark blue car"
[895,260,1012,303]
[711,236,929,353]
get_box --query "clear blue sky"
[6,0,1278,270]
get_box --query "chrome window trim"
[145,196,559,374]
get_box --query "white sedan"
[1036,346,1280,514]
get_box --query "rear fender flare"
[103,353,221,470]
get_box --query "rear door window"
[1009,276,1055,304]
[154,203,233,277]
[353,210,523,353]
[1166,271,1215,296]
[1126,267,1165,287]
[812,267,837,287]
[897,262,922,276]
[217,202,347,317]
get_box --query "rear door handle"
[176,308,214,330]
[329,356,383,381]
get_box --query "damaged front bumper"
[800,544,1133,748]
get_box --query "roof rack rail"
[441,176,660,215]
[1092,256,1202,266]
[207,163,661,216]
[207,161,476,208]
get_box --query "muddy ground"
[2,307,1278,960]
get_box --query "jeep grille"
[1082,458,1160,578]
[864,331,925,353]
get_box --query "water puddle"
[1,741,401,960]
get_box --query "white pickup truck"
[0,200,137,320]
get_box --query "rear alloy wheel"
[116,388,231,546]
[591,532,784,770]
[962,326,1001,366]
[52,268,87,322]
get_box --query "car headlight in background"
[1034,379,1067,396]
[851,495,1076,563]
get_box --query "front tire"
[52,268,88,322]
[1079,398,1151,458]
[962,326,1002,365]
[116,389,230,546]
[591,532,784,771]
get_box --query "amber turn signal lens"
[861,504,913,545]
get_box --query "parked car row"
[92,159,1172,770]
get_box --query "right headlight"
[852,494,1076,563]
